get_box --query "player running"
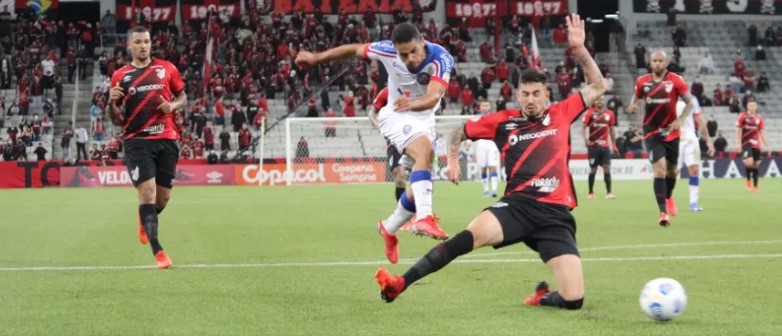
[628,50,695,227]
[296,23,453,263]
[736,99,769,192]
[374,14,605,309]
[581,95,617,199]
[474,99,501,198]
[107,26,187,269]
[676,97,714,211]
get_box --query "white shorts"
[475,140,500,167]
[378,108,436,152]
[679,136,701,168]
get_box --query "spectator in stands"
[31,114,41,141]
[691,76,704,103]
[748,24,758,46]
[74,124,88,161]
[307,98,318,118]
[1,140,11,161]
[707,115,718,138]
[742,90,754,109]
[33,142,46,161]
[342,91,356,117]
[60,122,73,160]
[714,132,727,156]
[666,8,679,30]
[90,143,101,161]
[231,105,246,132]
[495,96,507,112]
[553,24,568,46]
[20,124,32,147]
[238,125,251,151]
[757,72,770,93]
[324,108,337,137]
[728,74,742,94]
[765,26,776,46]
[101,10,117,38]
[0,57,10,89]
[219,129,230,151]
[698,53,715,74]
[480,65,495,90]
[500,81,513,101]
[734,57,746,78]
[448,78,460,104]
[54,76,63,114]
[755,45,766,61]
[92,116,104,142]
[108,136,121,159]
[460,86,473,108]
[604,72,614,93]
[744,69,756,92]
[607,96,624,116]
[672,24,686,47]
[479,41,493,63]
[728,95,741,113]
[624,125,644,155]
[41,54,55,98]
[296,136,310,158]
[556,68,571,100]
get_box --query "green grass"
[0,179,780,336]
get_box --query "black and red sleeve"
[464,112,506,141]
[168,62,185,95]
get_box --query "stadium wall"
[0,157,780,188]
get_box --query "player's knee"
[137,184,156,203]
[156,195,170,210]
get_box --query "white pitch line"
[460,239,782,258]
[1,253,781,272]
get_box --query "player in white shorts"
[474,100,500,198]
[676,97,714,211]
[296,23,453,264]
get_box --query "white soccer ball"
[639,278,688,321]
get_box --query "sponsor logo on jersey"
[128,84,166,95]
[142,123,165,135]
[491,201,508,208]
[122,75,132,83]
[508,129,557,145]
[646,97,671,104]
[531,177,560,193]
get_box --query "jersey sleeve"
[363,40,397,61]
[758,117,765,131]
[372,88,389,110]
[633,77,644,98]
[673,74,689,96]
[608,110,617,127]
[110,69,123,88]
[555,91,587,123]
[581,110,591,125]
[168,62,185,95]
[464,112,506,141]
[691,97,702,115]
[430,49,454,86]
[736,113,745,128]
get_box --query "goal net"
[271,115,485,186]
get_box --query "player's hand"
[566,14,585,49]
[706,142,715,157]
[670,118,682,131]
[294,51,318,68]
[158,97,175,114]
[585,140,592,147]
[109,82,124,102]
[394,95,411,112]
[627,103,638,114]
[612,146,619,155]
[446,156,460,185]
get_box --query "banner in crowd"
[116,0,176,22]
[446,0,567,27]
[235,162,387,185]
[634,0,782,15]
[245,0,436,14]
[181,0,241,20]
[14,0,58,15]
[59,165,235,187]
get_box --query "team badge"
[403,125,412,134]
[156,68,166,79]
[604,114,610,121]
[664,82,673,93]
[416,72,430,85]
[643,85,651,93]
[542,114,551,126]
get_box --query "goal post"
[277,115,485,186]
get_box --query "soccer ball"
[639,278,688,321]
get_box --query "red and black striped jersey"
[464,92,587,209]
[110,59,185,141]
[582,108,616,147]
[736,112,765,149]
[634,71,688,140]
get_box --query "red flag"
[530,27,541,70]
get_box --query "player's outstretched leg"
[378,192,415,264]
[481,169,490,198]
[137,179,172,269]
[375,211,502,302]
[524,253,584,310]
[489,170,499,198]
[687,165,703,211]
[405,137,448,240]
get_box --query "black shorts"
[124,138,180,189]
[588,145,611,168]
[644,135,679,164]
[485,196,579,263]
[387,145,403,170]
[742,145,761,161]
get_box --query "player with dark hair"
[582,95,617,199]
[628,50,695,227]
[297,22,454,263]
[107,25,187,269]
[736,99,769,192]
[374,14,606,310]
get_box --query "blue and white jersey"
[676,97,701,140]
[363,40,454,119]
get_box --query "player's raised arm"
[295,43,368,67]
[569,14,606,107]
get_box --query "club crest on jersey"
[417,73,430,85]
[642,85,651,93]
[122,75,132,83]
[403,124,412,134]
[156,68,166,79]
[542,114,551,126]
[604,114,610,121]
[664,82,673,93]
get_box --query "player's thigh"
[679,139,698,168]
[644,136,667,164]
[489,148,500,168]
[530,205,580,263]
[752,148,762,164]
[154,140,180,189]
[379,114,434,156]
[465,210,505,249]
[476,148,489,167]
[124,139,157,188]
[596,147,611,167]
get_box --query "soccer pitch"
[0,179,780,335]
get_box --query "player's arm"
[161,66,188,114]
[581,121,591,147]
[445,125,468,185]
[401,52,453,112]
[369,88,389,130]
[569,15,606,107]
[759,119,770,152]
[107,74,125,126]
[676,93,695,129]
[609,125,618,154]
[628,77,644,114]
[368,106,379,129]
[295,43,368,67]
[407,80,446,112]
[448,113,503,184]
[693,113,715,155]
